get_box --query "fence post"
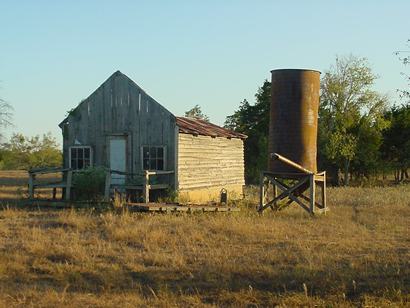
[104,170,111,201]
[66,170,73,201]
[143,171,150,203]
[28,172,35,199]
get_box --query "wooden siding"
[177,133,245,191]
[62,71,176,183]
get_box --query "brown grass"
[0,172,409,307]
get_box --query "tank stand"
[258,153,328,215]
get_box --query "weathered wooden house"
[59,71,246,202]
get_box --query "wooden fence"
[28,167,174,203]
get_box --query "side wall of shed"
[62,72,176,184]
[177,133,245,203]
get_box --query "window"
[142,146,165,171]
[69,146,92,170]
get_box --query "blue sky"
[1,1,409,145]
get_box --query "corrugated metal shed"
[176,117,247,139]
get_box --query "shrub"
[72,167,106,201]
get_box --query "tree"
[0,132,62,170]
[395,39,410,101]
[381,104,410,182]
[225,81,270,183]
[0,98,13,140]
[319,55,389,185]
[184,105,209,121]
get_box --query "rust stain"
[176,117,247,139]
[268,69,321,173]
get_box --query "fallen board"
[126,203,240,213]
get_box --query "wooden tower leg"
[322,172,327,211]
[309,174,315,214]
[259,172,265,212]
[273,179,277,209]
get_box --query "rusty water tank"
[268,69,320,173]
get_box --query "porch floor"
[126,202,240,213]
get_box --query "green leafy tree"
[381,104,410,182]
[225,81,270,183]
[0,132,62,170]
[184,105,209,122]
[319,55,389,185]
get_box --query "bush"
[72,167,106,201]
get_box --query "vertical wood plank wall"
[62,71,176,183]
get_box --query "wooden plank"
[29,167,72,175]
[262,177,309,212]
[275,179,323,209]
[34,183,67,188]
[143,171,149,203]
[65,171,72,201]
[259,172,265,211]
[272,178,311,213]
[259,177,309,211]
[28,173,34,199]
[104,171,111,201]
[177,132,245,193]
[309,174,315,214]
[322,171,327,211]
[127,203,240,213]
[273,179,277,209]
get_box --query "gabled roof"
[176,117,247,140]
[59,70,173,128]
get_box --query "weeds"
[0,174,409,306]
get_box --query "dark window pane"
[71,159,77,169]
[143,146,149,159]
[84,148,90,159]
[78,159,84,169]
[143,159,150,170]
[150,147,157,159]
[157,159,164,170]
[71,148,77,159]
[150,159,157,170]
[157,147,164,158]
[78,148,84,159]
[84,159,90,168]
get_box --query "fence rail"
[28,167,174,203]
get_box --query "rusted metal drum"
[268,69,320,173]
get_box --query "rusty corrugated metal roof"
[176,117,247,139]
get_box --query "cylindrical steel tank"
[268,69,320,173]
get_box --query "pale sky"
[1,0,409,145]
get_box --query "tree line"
[225,55,409,185]
[0,53,408,186]
[0,133,62,170]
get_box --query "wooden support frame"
[259,171,328,215]
[259,153,328,215]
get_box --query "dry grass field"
[0,171,409,307]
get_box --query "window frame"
[69,146,93,170]
[140,145,166,171]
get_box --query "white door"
[110,138,126,185]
